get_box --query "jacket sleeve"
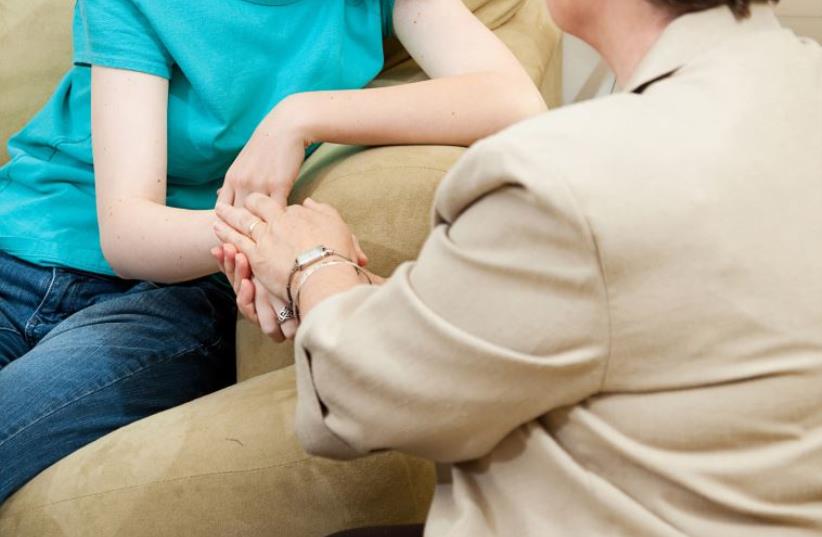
[293,141,610,463]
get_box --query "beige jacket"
[294,6,822,536]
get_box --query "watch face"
[296,246,327,267]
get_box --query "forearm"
[100,199,218,283]
[287,72,546,148]
[298,264,381,320]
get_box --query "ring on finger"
[277,303,296,325]
[248,219,262,237]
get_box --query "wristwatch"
[286,245,350,304]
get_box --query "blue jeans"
[0,250,236,503]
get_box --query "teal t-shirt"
[0,0,394,275]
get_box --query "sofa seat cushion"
[0,366,435,537]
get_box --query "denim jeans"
[0,250,236,503]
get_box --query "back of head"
[648,0,779,19]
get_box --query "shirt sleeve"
[73,0,173,79]
[293,141,611,464]
[381,0,395,38]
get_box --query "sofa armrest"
[236,143,466,382]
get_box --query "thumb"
[216,183,235,207]
[270,188,289,210]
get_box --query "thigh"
[0,328,26,371]
[0,279,236,502]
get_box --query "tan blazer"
[294,6,822,536]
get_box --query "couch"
[0,1,561,535]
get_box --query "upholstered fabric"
[0,0,74,167]
[0,367,435,537]
[380,0,563,107]
[0,0,561,534]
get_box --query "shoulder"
[434,93,655,219]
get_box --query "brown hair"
[649,0,778,19]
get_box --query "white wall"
[777,0,822,41]
[562,0,822,106]
[561,36,615,105]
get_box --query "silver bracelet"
[286,246,350,306]
[294,260,372,322]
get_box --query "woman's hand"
[212,243,298,341]
[216,97,310,210]
[214,194,364,300]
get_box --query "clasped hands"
[211,194,372,342]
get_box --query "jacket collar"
[623,4,782,93]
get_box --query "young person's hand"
[216,98,310,210]
[212,243,298,341]
[212,243,255,321]
[213,194,367,300]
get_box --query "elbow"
[97,199,186,284]
[294,429,328,458]
[521,87,550,117]
[98,199,136,280]
[99,230,134,280]
[488,71,548,126]
[294,408,369,461]
[296,429,359,461]
[99,214,146,281]
[506,77,549,123]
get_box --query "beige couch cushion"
[0,367,435,537]
[380,0,562,107]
